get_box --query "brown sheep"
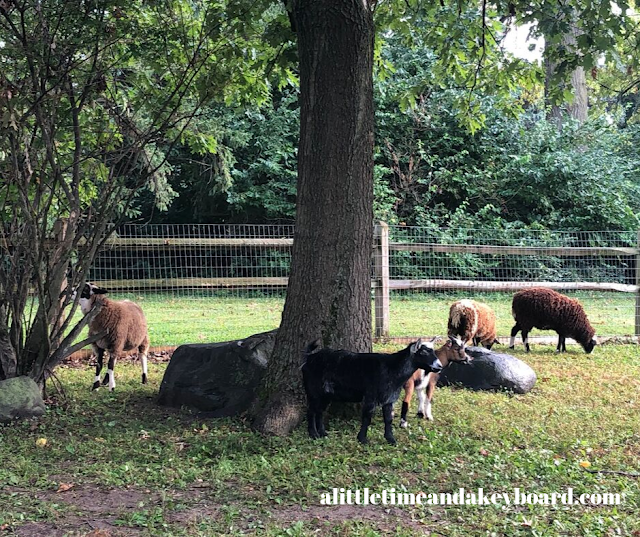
[77,283,150,391]
[447,299,497,349]
[509,287,596,353]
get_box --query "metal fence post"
[636,230,640,338]
[374,221,390,339]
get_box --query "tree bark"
[544,13,588,125]
[252,0,375,436]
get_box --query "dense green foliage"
[154,34,640,232]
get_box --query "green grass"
[68,290,637,348]
[1,344,639,535]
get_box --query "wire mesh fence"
[375,224,639,344]
[87,223,640,347]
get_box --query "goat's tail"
[304,339,322,355]
[300,339,322,370]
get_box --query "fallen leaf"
[580,460,592,468]
[56,483,74,493]
[479,448,489,456]
[35,438,47,448]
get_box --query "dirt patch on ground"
[268,503,445,533]
[6,482,445,535]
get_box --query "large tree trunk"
[252,0,375,436]
[544,13,588,125]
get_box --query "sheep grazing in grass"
[447,299,498,349]
[399,336,470,426]
[301,338,464,445]
[509,287,596,353]
[77,283,150,391]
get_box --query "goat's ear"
[410,339,421,353]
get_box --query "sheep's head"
[584,336,597,354]
[73,282,108,314]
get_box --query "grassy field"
[67,290,638,348]
[1,342,639,535]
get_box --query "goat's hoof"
[318,431,327,438]
[400,420,408,428]
[357,435,368,445]
[101,376,109,386]
[417,412,425,419]
[142,374,148,384]
[385,437,397,445]
[91,382,100,391]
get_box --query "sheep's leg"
[556,335,566,353]
[92,346,104,391]
[522,329,530,352]
[400,379,415,428]
[382,403,395,445]
[357,401,376,444]
[139,336,150,384]
[509,323,521,349]
[104,354,117,391]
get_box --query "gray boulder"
[438,346,537,394]
[0,376,46,422]
[158,330,276,416]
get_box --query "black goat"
[301,339,460,445]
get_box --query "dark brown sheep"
[509,287,596,353]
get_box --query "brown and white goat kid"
[76,283,150,391]
[400,336,470,426]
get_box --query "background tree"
[0,0,288,382]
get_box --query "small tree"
[0,0,286,383]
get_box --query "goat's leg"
[92,346,104,391]
[509,323,521,349]
[400,379,415,428]
[307,397,325,439]
[307,406,320,439]
[357,401,376,444]
[315,399,329,437]
[382,403,396,445]
[422,373,438,421]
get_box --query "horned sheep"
[77,283,150,391]
[509,287,596,353]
